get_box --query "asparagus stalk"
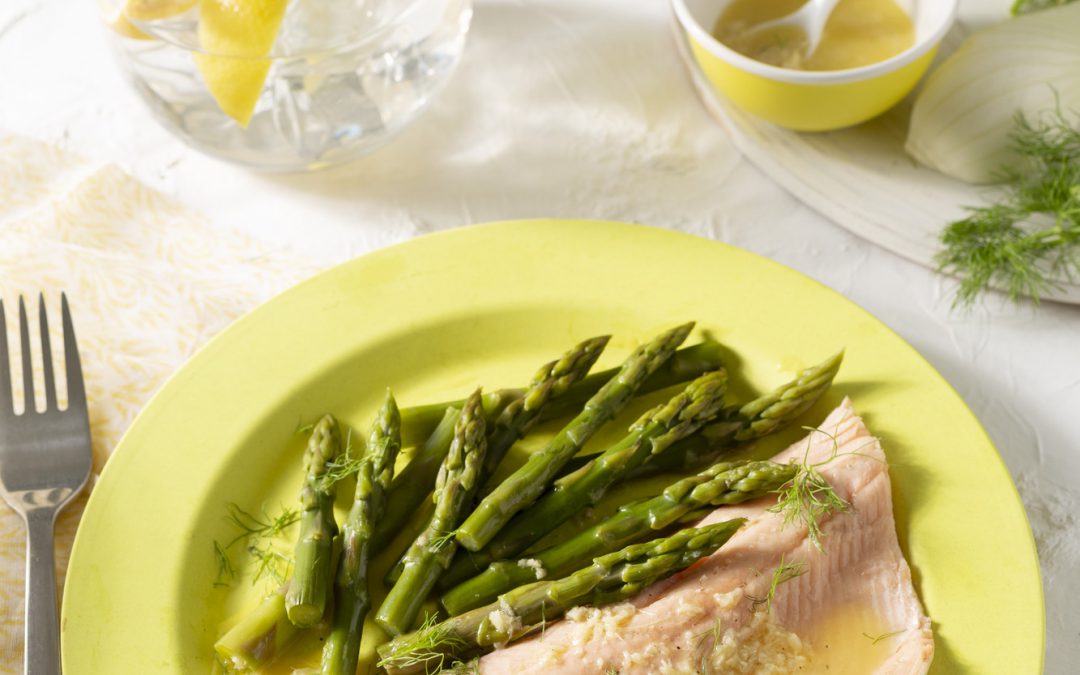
[214,586,297,672]
[437,369,728,589]
[455,323,695,552]
[378,520,745,674]
[374,334,609,551]
[397,339,725,448]
[383,336,612,585]
[480,334,610,482]
[286,414,342,627]
[375,390,489,636]
[372,406,459,549]
[321,392,403,675]
[628,350,844,478]
[441,460,795,615]
[553,350,844,481]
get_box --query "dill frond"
[215,502,299,589]
[223,502,300,549]
[213,540,236,586]
[316,428,364,492]
[446,658,481,674]
[696,618,725,674]
[769,428,852,551]
[1010,0,1077,16]
[691,617,725,673]
[430,529,458,552]
[747,555,806,613]
[377,613,469,673]
[248,542,293,585]
[862,629,906,645]
[937,106,1080,307]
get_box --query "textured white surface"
[0,0,1076,671]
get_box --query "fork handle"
[25,508,61,675]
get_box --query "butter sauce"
[800,601,903,674]
[714,0,915,71]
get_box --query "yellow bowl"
[673,0,957,131]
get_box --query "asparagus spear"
[321,392,403,675]
[480,334,610,482]
[628,350,844,478]
[374,334,610,550]
[552,350,844,482]
[286,414,342,628]
[455,322,695,552]
[378,520,745,674]
[375,389,489,636]
[214,586,297,672]
[439,351,841,589]
[372,406,459,549]
[397,339,725,448]
[437,369,728,589]
[383,336,612,585]
[441,460,795,615]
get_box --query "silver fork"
[0,295,92,675]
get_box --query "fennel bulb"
[905,3,1080,184]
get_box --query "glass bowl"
[100,0,473,171]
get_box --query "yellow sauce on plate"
[713,0,915,71]
[800,601,904,674]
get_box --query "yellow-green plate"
[61,220,1043,674]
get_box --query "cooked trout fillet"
[479,399,933,674]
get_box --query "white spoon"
[745,0,843,56]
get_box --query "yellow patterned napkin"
[0,134,323,671]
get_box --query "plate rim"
[60,218,1045,673]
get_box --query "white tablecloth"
[1,0,1076,671]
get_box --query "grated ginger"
[517,558,547,580]
[615,594,811,674]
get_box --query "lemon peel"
[106,13,152,39]
[194,0,290,127]
[124,0,198,21]
[102,0,196,44]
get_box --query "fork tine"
[38,294,57,412]
[18,297,35,415]
[0,299,11,414]
[61,293,86,412]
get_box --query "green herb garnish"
[212,540,236,587]
[315,428,363,491]
[769,428,854,551]
[376,613,470,674]
[862,629,906,645]
[696,618,725,675]
[247,541,292,585]
[748,555,807,613]
[224,502,300,547]
[1011,0,1078,16]
[212,502,299,589]
[446,659,482,674]
[430,529,458,552]
[937,107,1080,307]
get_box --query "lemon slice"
[124,0,198,20]
[106,13,151,39]
[100,0,196,39]
[194,0,290,128]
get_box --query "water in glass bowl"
[103,0,472,171]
